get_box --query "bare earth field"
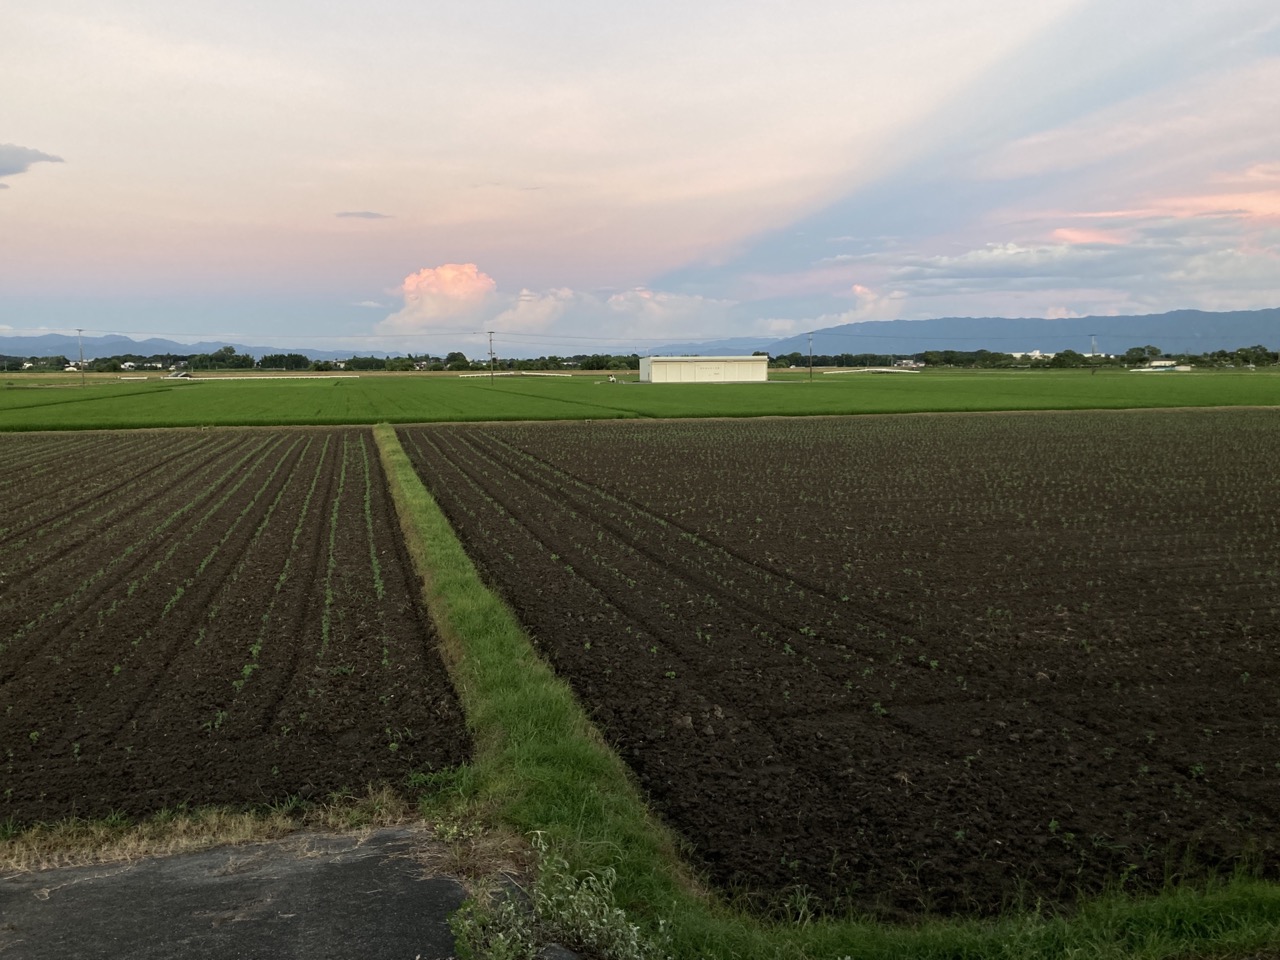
[0,428,469,825]
[399,409,1280,918]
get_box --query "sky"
[3,0,1278,358]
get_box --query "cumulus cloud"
[378,263,498,333]
[845,283,907,321]
[493,288,577,331]
[335,210,391,219]
[375,265,741,349]
[0,144,63,188]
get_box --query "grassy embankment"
[2,367,1278,430]
[372,423,1280,960]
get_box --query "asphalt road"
[0,827,467,959]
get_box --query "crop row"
[0,428,467,825]
[399,410,1280,917]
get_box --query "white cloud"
[375,267,738,349]
[492,288,576,331]
[377,263,498,334]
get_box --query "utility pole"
[808,332,814,382]
[76,328,85,387]
[1089,333,1098,357]
[488,330,495,383]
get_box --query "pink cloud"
[401,263,496,305]
[1213,162,1280,184]
[1149,190,1280,220]
[1051,227,1130,245]
[378,262,498,333]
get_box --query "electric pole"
[76,328,85,387]
[808,332,814,382]
[488,330,495,383]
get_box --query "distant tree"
[1048,349,1087,368]
[385,357,414,371]
[204,345,254,369]
[1235,344,1276,366]
[260,353,312,370]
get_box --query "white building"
[638,355,769,383]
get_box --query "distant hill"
[763,308,1280,357]
[3,308,1275,363]
[641,336,776,356]
[0,334,354,362]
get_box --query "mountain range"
[1,308,1275,362]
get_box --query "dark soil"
[0,428,469,825]
[399,410,1280,918]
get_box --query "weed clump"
[452,833,670,960]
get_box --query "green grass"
[3,368,1278,430]
[373,423,1280,960]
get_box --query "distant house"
[120,362,136,371]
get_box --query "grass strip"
[378,423,1280,959]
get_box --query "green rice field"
[2,367,1277,430]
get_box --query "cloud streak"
[0,144,63,188]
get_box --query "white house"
[638,355,768,383]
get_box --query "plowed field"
[399,410,1280,917]
[0,428,468,825]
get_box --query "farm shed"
[638,355,768,383]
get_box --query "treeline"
[911,344,1278,368]
[8,343,1276,375]
[778,345,1278,368]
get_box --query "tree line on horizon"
[4,343,1277,374]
